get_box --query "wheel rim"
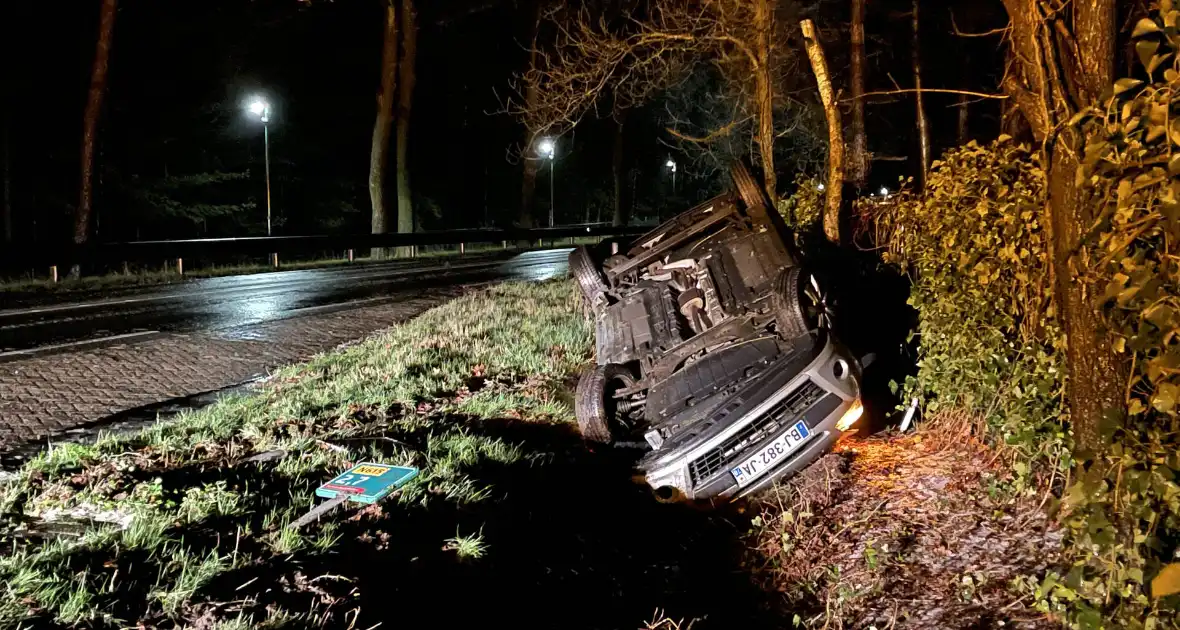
[800,272,832,329]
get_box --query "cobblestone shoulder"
[0,292,454,449]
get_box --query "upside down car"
[570,164,864,501]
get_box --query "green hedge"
[870,138,1066,466]
[871,11,1180,621]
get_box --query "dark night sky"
[0,0,1011,244]
[1,0,538,240]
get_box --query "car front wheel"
[731,162,773,211]
[772,267,828,339]
[575,363,638,443]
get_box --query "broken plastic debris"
[900,397,920,432]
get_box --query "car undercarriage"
[571,164,863,501]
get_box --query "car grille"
[688,380,827,485]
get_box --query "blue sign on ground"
[316,462,419,504]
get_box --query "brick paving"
[0,291,456,448]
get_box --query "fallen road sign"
[315,462,419,504]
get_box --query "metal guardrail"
[0,227,646,275]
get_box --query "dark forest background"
[0,0,1008,245]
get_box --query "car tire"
[772,267,821,339]
[569,246,608,306]
[731,162,772,211]
[575,363,637,443]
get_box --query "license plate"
[731,421,811,488]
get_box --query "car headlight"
[836,400,864,432]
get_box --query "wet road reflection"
[0,249,572,352]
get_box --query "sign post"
[316,462,419,504]
[289,462,419,529]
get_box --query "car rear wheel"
[569,246,608,307]
[731,162,772,211]
[575,363,638,443]
[772,267,828,339]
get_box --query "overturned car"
[571,165,863,501]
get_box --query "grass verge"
[0,278,1063,628]
[0,280,772,628]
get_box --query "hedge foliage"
[869,138,1067,467]
[1061,7,1180,627]
[777,172,824,230]
[870,6,1180,625]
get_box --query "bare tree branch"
[848,88,1009,100]
[664,118,745,143]
[949,11,1012,38]
[505,0,820,198]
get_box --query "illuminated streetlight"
[666,158,677,192]
[246,97,273,235]
[879,186,889,197]
[817,182,826,192]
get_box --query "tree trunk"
[1047,147,1126,452]
[911,0,930,183]
[1000,0,1120,453]
[519,1,542,228]
[395,0,417,257]
[801,19,843,244]
[611,114,627,227]
[956,92,969,145]
[847,0,868,188]
[369,1,398,259]
[2,116,11,245]
[520,149,540,228]
[74,0,117,261]
[1046,0,1118,451]
[752,0,778,203]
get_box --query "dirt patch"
[745,422,1064,629]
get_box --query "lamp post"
[665,158,677,193]
[247,98,272,235]
[538,137,556,227]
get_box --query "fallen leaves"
[747,424,1065,629]
[1152,563,1180,598]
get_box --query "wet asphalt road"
[0,249,572,353]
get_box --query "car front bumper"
[640,336,860,501]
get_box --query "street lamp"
[246,97,272,235]
[666,158,677,193]
[538,137,556,227]
[879,185,889,197]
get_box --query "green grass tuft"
[153,548,230,614]
[179,481,244,523]
[444,528,488,561]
